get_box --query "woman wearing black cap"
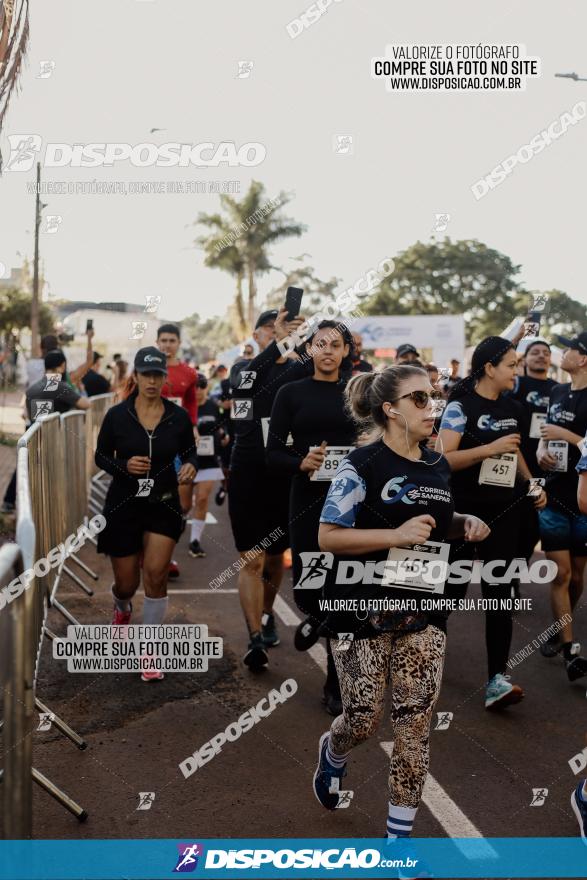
[95,346,197,681]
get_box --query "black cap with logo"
[255,309,278,329]
[557,332,587,355]
[396,343,420,358]
[134,346,168,374]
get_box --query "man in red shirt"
[157,323,199,577]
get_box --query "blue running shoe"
[313,732,347,810]
[571,781,587,844]
[484,673,524,710]
[383,838,433,879]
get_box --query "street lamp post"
[30,161,42,357]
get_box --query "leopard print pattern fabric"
[330,626,446,808]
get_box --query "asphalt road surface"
[31,497,586,871]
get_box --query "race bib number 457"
[478,452,517,488]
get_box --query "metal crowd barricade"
[86,393,115,527]
[1,393,115,836]
[1,441,86,838]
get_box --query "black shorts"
[97,496,183,558]
[228,463,290,555]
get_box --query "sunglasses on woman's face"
[391,390,443,409]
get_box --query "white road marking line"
[273,596,328,671]
[167,589,237,594]
[273,594,496,857]
[380,743,497,860]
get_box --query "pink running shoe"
[140,656,164,682]
[112,605,132,626]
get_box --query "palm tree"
[195,181,306,334]
[194,212,248,337]
[0,1,30,171]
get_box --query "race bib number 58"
[548,440,568,472]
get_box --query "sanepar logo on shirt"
[477,415,518,431]
[380,476,451,506]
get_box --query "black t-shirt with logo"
[511,375,558,477]
[319,441,454,638]
[544,383,587,514]
[195,398,225,469]
[25,377,81,423]
[440,391,529,510]
[229,343,310,467]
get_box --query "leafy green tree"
[516,290,587,341]
[263,258,340,316]
[181,311,235,363]
[0,287,53,344]
[364,238,523,343]
[194,181,306,336]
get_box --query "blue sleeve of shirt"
[576,436,587,474]
[319,460,367,528]
[440,400,466,434]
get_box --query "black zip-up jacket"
[95,393,197,504]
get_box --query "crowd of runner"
[17,305,587,846]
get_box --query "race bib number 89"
[310,446,354,481]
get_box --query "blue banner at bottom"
[0,838,585,879]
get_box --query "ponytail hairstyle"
[345,364,428,436]
[302,320,356,381]
[448,336,514,401]
[120,373,137,400]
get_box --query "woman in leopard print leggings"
[313,365,489,837]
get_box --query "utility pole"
[31,161,41,357]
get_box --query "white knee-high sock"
[142,596,168,625]
[387,803,417,838]
[112,585,132,612]
[190,519,205,542]
[326,736,349,769]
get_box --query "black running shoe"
[188,539,206,558]
[322,690,343,717]
[243,632,269,672]
[294,617,323,651]
[215,487,227,506]
[565,644,587,681]
[261,612,280,647]
[540,633,561,658]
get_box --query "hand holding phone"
[285,286,303,321]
